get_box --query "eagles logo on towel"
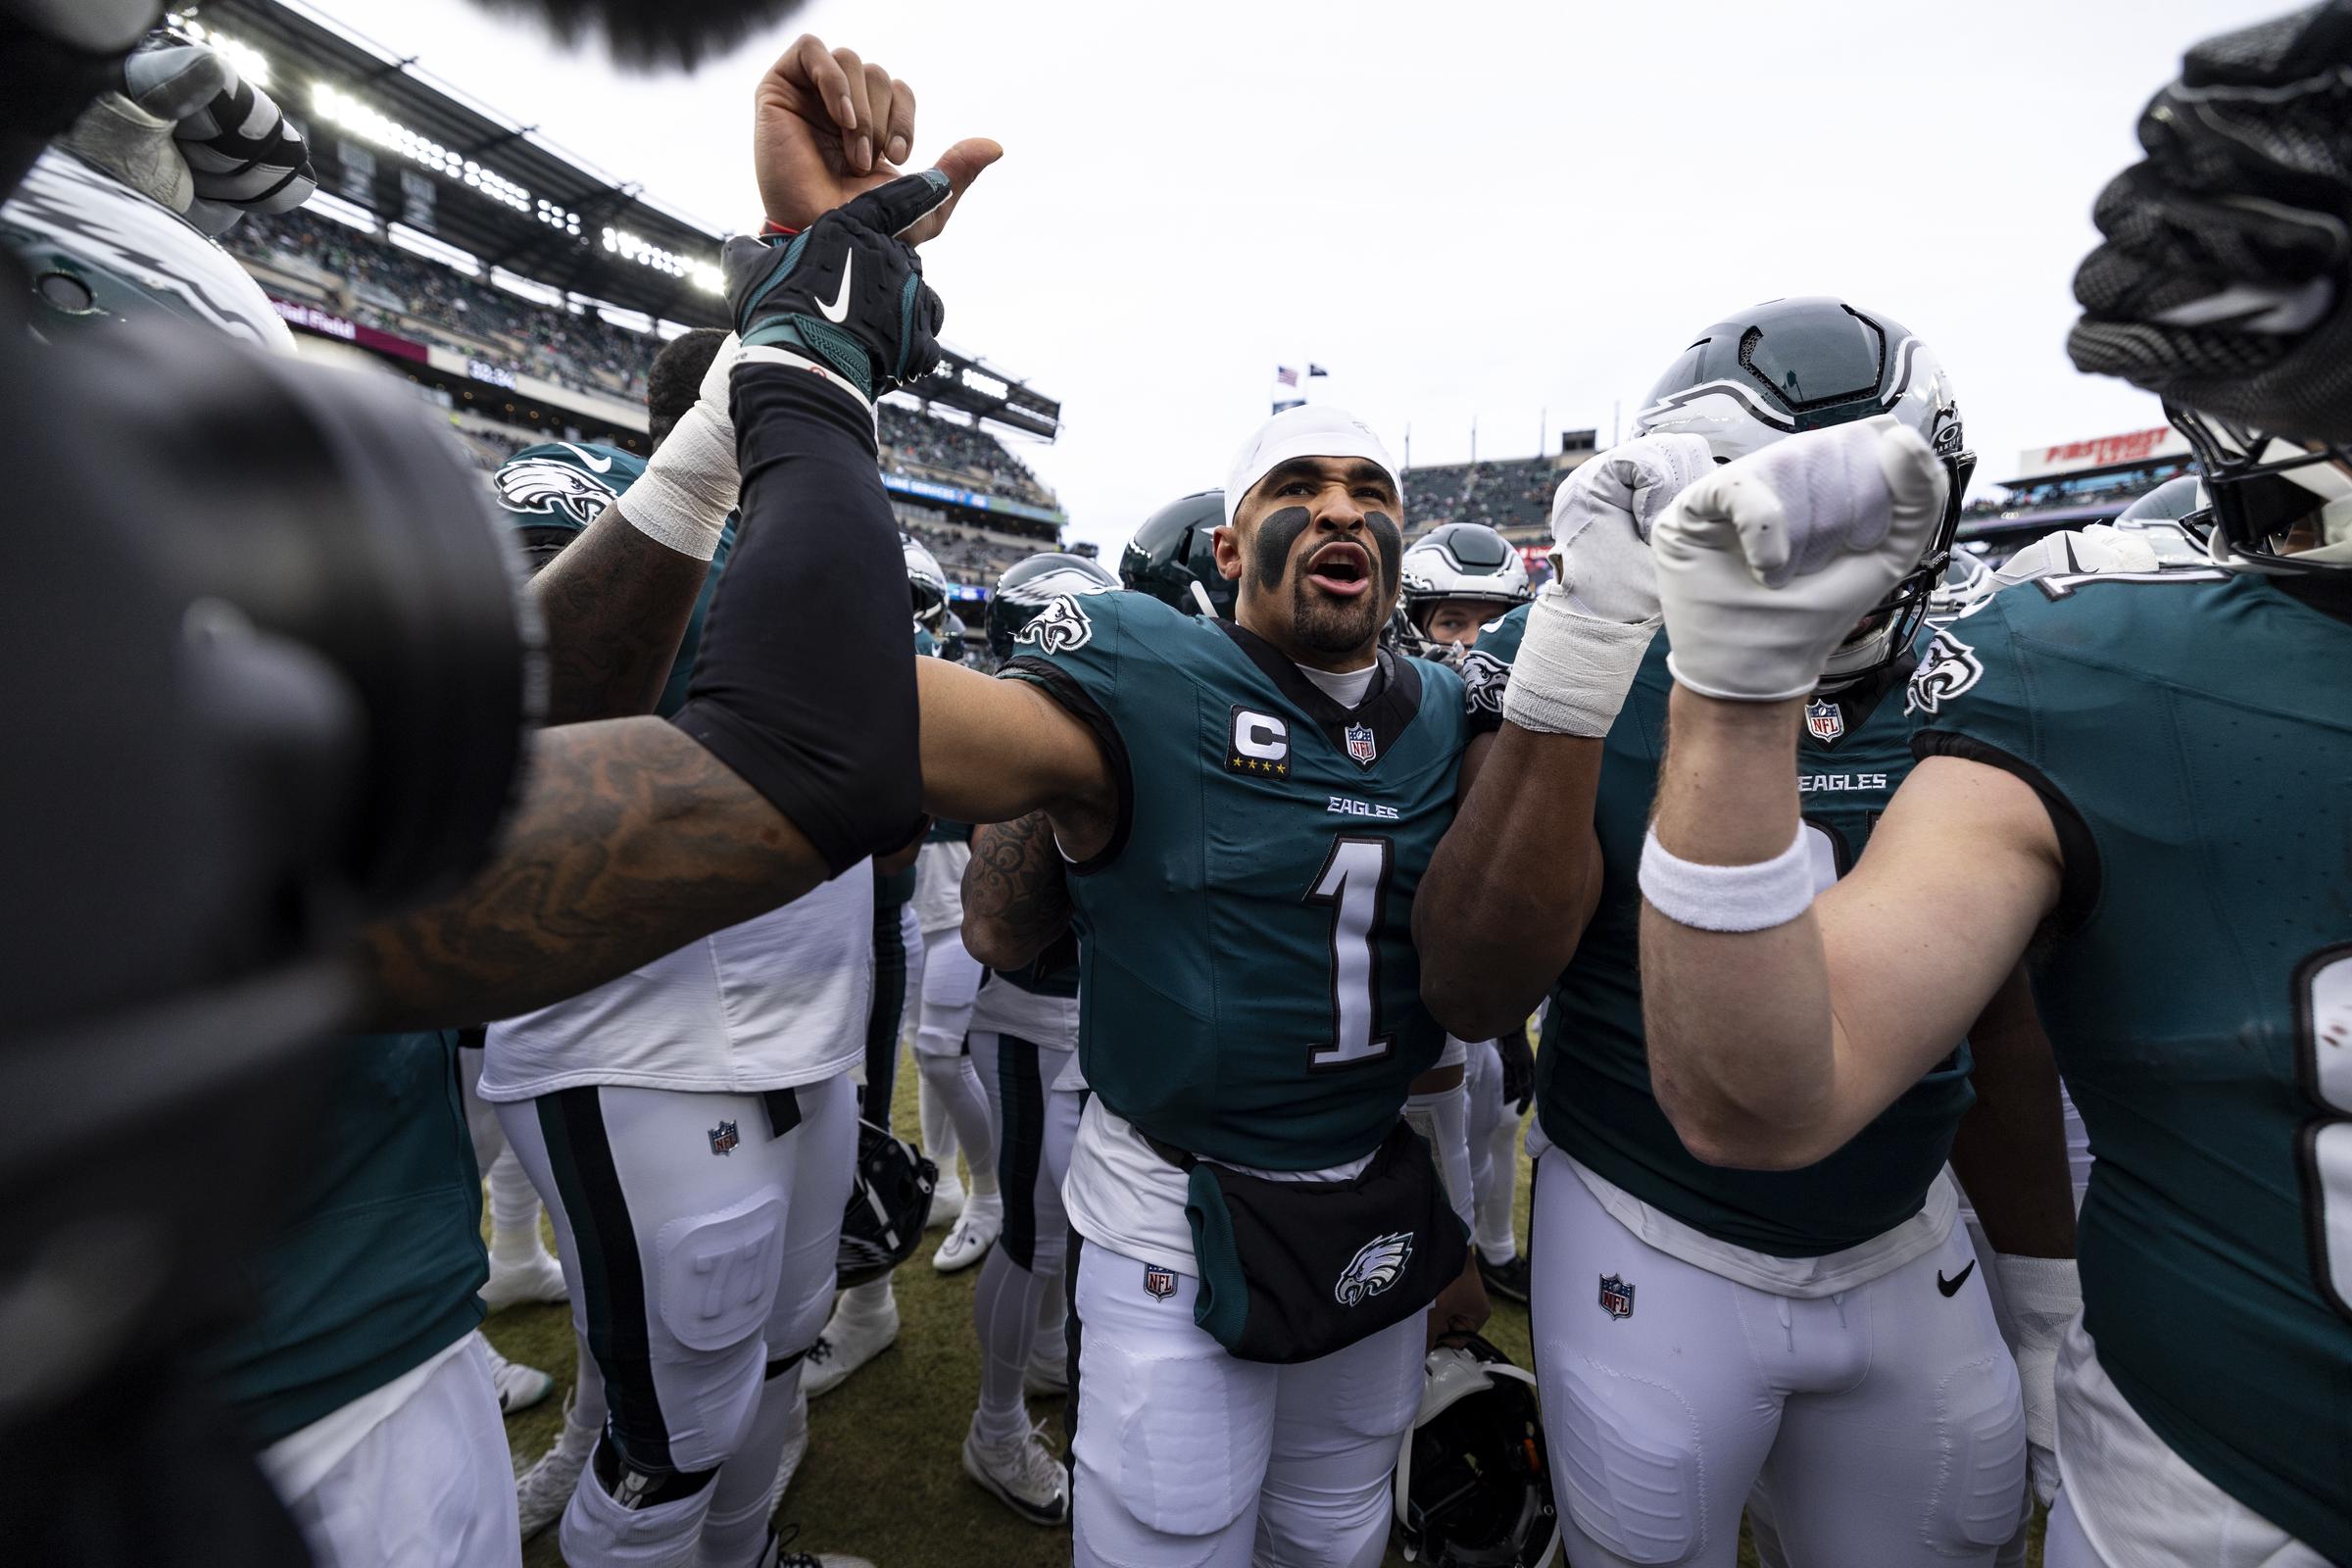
[1334,1231,1413,1306]
[1012,595,1096,656]
[495,456,619,526]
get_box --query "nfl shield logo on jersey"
[1345,722,1378,766]
[1597,1273,1635,1319]
[1803,699,1844,743]
[708,1120,740,1156]
[1142,1264,1178,1300]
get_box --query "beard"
[1287,571,1391,656]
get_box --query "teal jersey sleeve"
[1002,591,1469,1168]
[1907,570,2352,1560]
[913,622,937,659]
[1538,636,1975,1258]
[201,1031,486,1446]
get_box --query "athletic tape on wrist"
[1497,586,1659,738]
[738,342,875,419]
[1638,824,1813,932]
[617,404,734,561]
[1992,1253,2082,1334]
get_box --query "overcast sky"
[318,0,2279,552]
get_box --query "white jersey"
[1063,1097,1376,1272]
[479,861,873,1101]
[911,838,969,935]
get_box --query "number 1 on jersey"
[1306,836,1394,1069]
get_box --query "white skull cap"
[1223,405,1400,525]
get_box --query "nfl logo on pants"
[1597,1273,1635,1319]
[709,1120,740,1156]
[1142,1264,1178,1300]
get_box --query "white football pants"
[914,927,995,1192]
[1529,1151,2026,1568]
[968,1029,1078,1444]
[499,1074,855,1568]
[1459,1037,1522,1264]
[1067,1237,1422,1568]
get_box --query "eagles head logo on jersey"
[1905,628,1986,716]
[1334,1231,1413,1306]
[1457,649,1509,716]
[1011,595,1096,657]
[495,456,620,526]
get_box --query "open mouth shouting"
[1304,538,1374,597]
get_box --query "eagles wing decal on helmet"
[998,564,1121,607]
[1458,649,1510,716]
[1335,1231,1413,1306]
[1011,596,1096,656]
[1905,629,1985,715]
[494,457,619,526]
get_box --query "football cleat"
[928,1166,966,1230]
[932,1192,1003,1274]
[514,1390,597,1539]
[480,1248,569,1314]
[1476,1251,1533,1306]
[804,1293,900,1399]
[481,1340,553,1414]
[961,1418,1071,1527]
[755,1525,875,1568]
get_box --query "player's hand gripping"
[2068,1,2352,440]
[753,33,1000,242]
[1499,433,1708,738]
[1651,416,1947,703]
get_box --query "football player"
[908,404,1529,1566]
[1420,299,2076,1568]
[484,356,883,1567]
[1638,13,2352,1564]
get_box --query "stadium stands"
[1402,454,1561,540]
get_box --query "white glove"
[1992,1253,2082,1508]
[1652,415,1947,703]
[1991,523,2160,589]
[617,332,740,561]
[1496,434,1709,737]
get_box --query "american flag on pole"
[1275,366,1298,387]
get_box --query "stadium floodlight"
[311,81,533,217]
[166,14,272,86]
[959,367,1008,400]
[600,225,723,293]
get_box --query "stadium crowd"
[14,10,2352,1568]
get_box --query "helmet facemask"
[2166,403,2352,574]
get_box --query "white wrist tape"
[737,342,877,418]
[1497,586,1660,738]
[617,403,734,561]
[1638,825,1814,932]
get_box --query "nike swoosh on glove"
[1549,431,1713,624]
[2067,0,2352,440]
[1653,416,1947,703]
[722,171,954,412]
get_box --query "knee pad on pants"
[1924,1350,2030,1552]
[1543,1357,1707,1565]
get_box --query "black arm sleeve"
[669,365,922,874]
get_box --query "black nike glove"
[1497,1029,1536,1117]
[721,170,952,411]
[2068,1,2352,440]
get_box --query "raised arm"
[916,657,1116,852]
[1415,725,1605,1038]
[1636,417,2061,1167]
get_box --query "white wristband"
[616,402,734,561]
[736,342,877,419]
[1497,586,1660,738]
[1638,825,1814,932]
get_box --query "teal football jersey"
[1002,591,1468,1168]
[203,1030,486,1446]
[490,441,735,717]
[1471,605,1974,1255]
[1911,568,2352,1558]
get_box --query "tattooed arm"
[352,716,829,1028]
[528,514,710,724]
[961,811,1073,969]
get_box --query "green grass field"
[484,1063,2038,1567]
